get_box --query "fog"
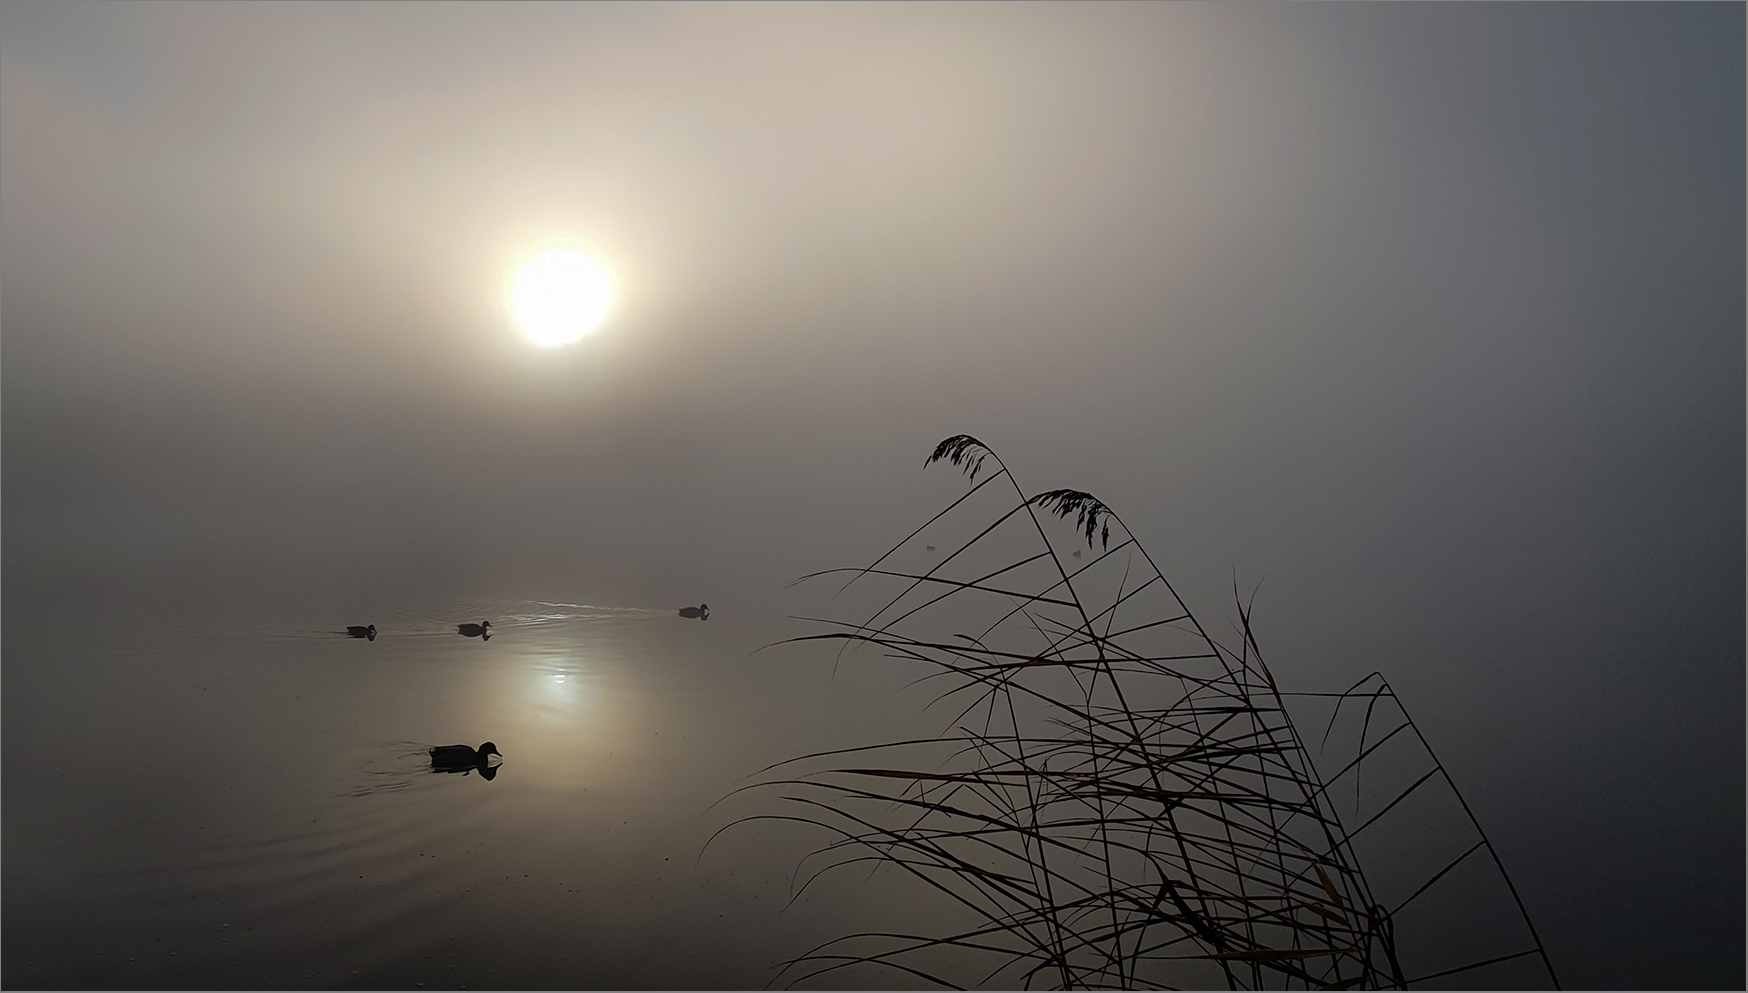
[4,3,1742,988]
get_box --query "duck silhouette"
[677,604,709,620]
[456,621,492,639]
[346,624,377,641]
[430,741,501,780]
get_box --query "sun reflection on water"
[466,630,648,795]
[528,653,588,718]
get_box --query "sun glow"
[510,250,611,346]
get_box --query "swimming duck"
[346,624,377,641]
[678,604,709,620]
[430,741,500,767]
[430,741,501,779]
[456,621,492,638]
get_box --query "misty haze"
[3,3,1741,990]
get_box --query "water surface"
[4,586,917,989]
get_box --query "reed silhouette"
[725,435,1556,990]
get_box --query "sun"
[510,250,611,346]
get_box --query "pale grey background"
[5,3,1742,988]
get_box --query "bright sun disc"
[511,250,610,346]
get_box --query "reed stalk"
[724,436,1556,991]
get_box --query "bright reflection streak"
[532,656,585,715]
[468,621,647,794]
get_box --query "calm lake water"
[3,581,933,989]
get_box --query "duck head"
[478,741,503,770]
[367,624,377,641]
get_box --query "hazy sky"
[3,3,1742,988]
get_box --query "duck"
[456,621,492,638]
[429,741,502,779]
[430,741,500,766]
[677,604,709,620]
[346,624,377,641]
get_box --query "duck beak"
[485,752,503,767]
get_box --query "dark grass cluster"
[725,436,1557,990]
